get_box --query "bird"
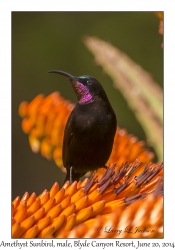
[48,70,117,183]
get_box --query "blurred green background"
[12,12,163,199]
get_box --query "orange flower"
[12,160,163,238]
[15,92,163,238]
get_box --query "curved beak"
[48,70,76,82]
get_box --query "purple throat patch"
[75,82,94,104]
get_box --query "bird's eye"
[87,80,92,85]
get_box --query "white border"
[0,0,175,246]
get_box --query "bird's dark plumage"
[49,70,117,183]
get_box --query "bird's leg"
[70,166,73,184]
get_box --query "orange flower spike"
[60,203,76,218]
[54,188,65,204]
[74,195,88,212]
[60,196,71,211]
[75,206,93,225]
[26,199,40,218]
[36,216,51,232]
[38,225,55,238]
[18,215,35,238]
[50,182,60,198]
[12,196,20,210]
[86,188,101,206]
[27,192,36,208]
[100,199,125,215]
[91,200,106,218]
[21,225,39,238]
[44,204,61,220]
[12,221,21,238]
[71,188,86,204]
[33,207,45,222]
[13,201,27,223]
[42,197,55,214]
[20,192,29,203]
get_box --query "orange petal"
[36,215,51,232]
[50,182,59,197]
[54,214,76,237]
[12,196,20,210]
[33,207,45,222]
[60,204,76,218]
[91,200,106,218]
[100,190,116,203]
[39,191,50,206]
[54,188,65,204]
[37,225,55,238]
[62,181,70,189]
[42,197,55,214]
[74,195,88,212]
[18,215,35,237]
[71,188,85,204]
[27,192,36,208]
[50,214,65,232]
[100,199,125,214]
[13,201,27,223]
[65,181,77,197]
[45,204,61,220]
[87,188,101,206]
[21,225,39,238]
[75,206,93,225]
[12,221,20,238]
[60,196,71,211]
[26,199,41,218]
[20,192,29,203]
